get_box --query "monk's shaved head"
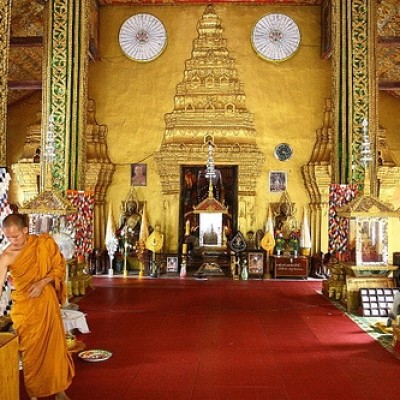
[2,214,28,230]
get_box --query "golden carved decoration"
[302,98,333,252]
[377,0,400,37]
[376,125,400,201]
[376,1,400,98]
[18,113,76,217]
[42,0,70,191]
[0,0,11,166]
[97,0,322,4]
[10,0,43,36]
[42,0,89,191]
[154,5,264,241]
[331,0,378,187]
[350,0,376,187]
[337,195,399,219]
[73,0,90,190]
[377,126,398,168]
[18,187,76,216]
[83,99,115,249]
[11,112,42,203]
[155,5,264,199]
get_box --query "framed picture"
[247,252,264,277]
[131,163,147,186]
[166,257,179,273]
[269,171,287,193]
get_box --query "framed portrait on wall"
[269,171,287,193]
[166,257,179,273]
[247,252,264,277]
[131,163,147,186]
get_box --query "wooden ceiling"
[97,0,322,4]
[7,0,400,106]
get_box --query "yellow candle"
[185,220,190,236]
[182,244,187,254]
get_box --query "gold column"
[334,0,377,190]
[84,99,115,249]
[0,0,11,166]
[42,0,89,192]
[302,99,334,253]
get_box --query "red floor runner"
[20,278,400,399]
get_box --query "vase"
[240,261,249,280]
[113,257,124,274]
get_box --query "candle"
[182,244,187,254]
[185,220,190,236]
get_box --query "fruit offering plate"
[78,349,113,362]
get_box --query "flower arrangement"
[274,227,302,255]
[274,230,286,254]
[289,229,300,252]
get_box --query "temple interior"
[2,1,400,396]
[2,0,400,289]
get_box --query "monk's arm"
[0,256,7,292]
[0,256,8,288]
[28,235,67,302]
[28,275,54,298]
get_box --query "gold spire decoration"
[337,118,399,219]
[155,5,264,197]
[19,115,76,216]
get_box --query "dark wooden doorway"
[179,165,238,271]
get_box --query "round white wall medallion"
[119,13,167,62]
[251,13,300,62]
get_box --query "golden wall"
[5,4,400,253]
[89,5,331,248]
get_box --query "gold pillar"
[84,99,115,249]
[302,99,334,253]
[303,1,378,254]
[333,0,377,189]
[42,0,89,192]
[0,0,11,166]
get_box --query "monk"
[0,214,74,400]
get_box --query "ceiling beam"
[379,81,400,91]
[378,36,400,47]
[8,81,42,90]
[10,36,43,48]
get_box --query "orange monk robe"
[10,234,75,398]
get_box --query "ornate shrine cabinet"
[323,195,399,313]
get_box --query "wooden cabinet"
[0,333,19,400]
[273,255,309,279]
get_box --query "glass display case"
[348,217,387,266]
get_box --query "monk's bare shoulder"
[0,246,20,269]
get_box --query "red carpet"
[20,278,400,399]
